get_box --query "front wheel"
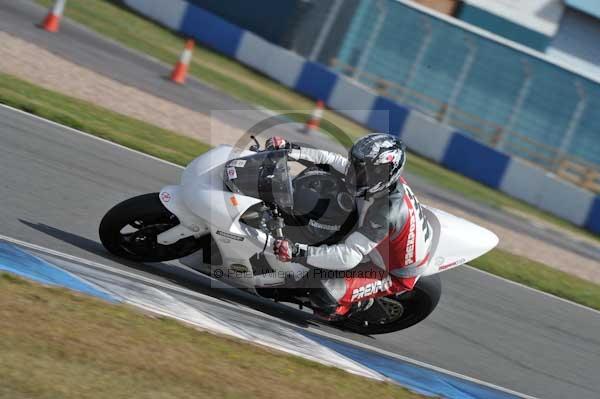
[336,274,442,335]
[99,193,205,262]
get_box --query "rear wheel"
[336,274,442,335]
[99,193,205,262]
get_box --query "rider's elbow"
[338,249,363,270]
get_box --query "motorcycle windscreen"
[223,150,294,213]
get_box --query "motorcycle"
[99,139,498,334]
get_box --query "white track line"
[0,233,536,399]
[2,102,598,316]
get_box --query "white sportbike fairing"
[99,144,498,334]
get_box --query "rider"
[267,133,433,317]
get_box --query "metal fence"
[326,0,600,193]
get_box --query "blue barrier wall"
[294,62,338,102]
[180,6,243,57]
[443,134,511,189]
[367,97,410,136]
[123,0,600,235]
[184,0,301,46]
[586,198,600,234]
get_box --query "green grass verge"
[0,73,208,166]
[471,248,600,311]
[35,0,600,243]
[0,273,421,399]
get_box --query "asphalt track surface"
[2,0,599,262]
[1,1,600,397]
[2,106,600,399]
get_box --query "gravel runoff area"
[0,32,245,145]
[1,31,598,283]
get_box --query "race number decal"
[229,159,247,168]
[226,167,237,180]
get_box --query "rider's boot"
[309,288,341,320]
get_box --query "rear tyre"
[336,274,442,335]
[99,193,205,262]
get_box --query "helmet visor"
[345,161,367,195]
[346,154,392,195]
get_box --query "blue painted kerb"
[305,332,520,399]
[0,242,118,303]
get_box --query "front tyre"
[99,193,205,262]
[336,274,442,335]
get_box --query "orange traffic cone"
[41,0,66,33]
[171,39,194,84]
[304,100,324,133]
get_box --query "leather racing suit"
[287,146,433,316]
